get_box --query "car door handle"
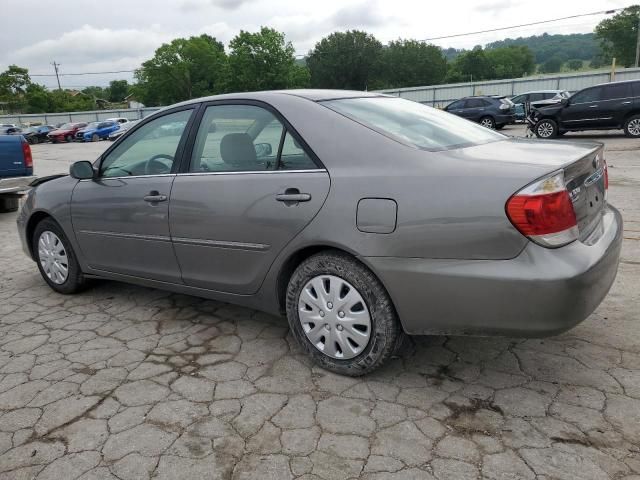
[621,101,632,105]
[143,191,167,203]
[588,105,598,108]
[276,188,311,203]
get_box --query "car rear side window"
[323,96,504,151]
[464,98,485,108]
[189,104,317,173]
[602,82,632,100]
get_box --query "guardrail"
[0,107,161,126]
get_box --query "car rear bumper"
[364,205,623,337]
[496,113,516,125]
[0,175,35,194]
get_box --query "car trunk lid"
[563,144,607,240]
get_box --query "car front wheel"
[534,119,558,138]
[624,115,640,137]
[33,218,86,294]
[65,135,73,142]
[286,251,403,376]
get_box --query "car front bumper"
[365,205,623,337]
[0,175,36,195]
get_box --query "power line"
[413,8,621,42]
[30,69,137,77]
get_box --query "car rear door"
[598,82,633,127]
[71,107,195,282]
[560,87,604,129]
[460,98,486,121]
[169,101,330,295]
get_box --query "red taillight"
[22,139,33,169]
[506,171,578,248]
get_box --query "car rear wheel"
[624,115,640,137]
[33,218,86,294]
[479,116,496,129]
[286,251,403,376]
[534,119,558,138]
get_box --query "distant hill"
[485,32,601,64]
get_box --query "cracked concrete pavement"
[0,127,639,479]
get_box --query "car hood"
[78,128,97,135]
[532,103,564,115]
[443,137,601,170]
[49,129,73,135]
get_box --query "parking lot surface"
[1,128,639,479]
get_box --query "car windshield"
[322,96,504,151]
[23,127,37,134]
[59,123,73,130]
[86,122,100,129]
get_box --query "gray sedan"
[17,90,622,375]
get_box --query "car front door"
[169,102,330,294]
[71,108,195,282]
[444,100,466,117]
[560,87,604,129]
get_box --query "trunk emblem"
[569,187,581,202]
[584,168,604,187]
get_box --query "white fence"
[376,67,640,107]
[0,107,161,126]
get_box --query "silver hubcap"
[298,275,371,360]
[628,119,640,136]
[537,122,554,138]
[480,118,494,128]
[38,231,69,284]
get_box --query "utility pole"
[51,61,62,90]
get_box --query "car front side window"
[571,88,603,104]
[99,109,192,178]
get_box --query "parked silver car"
[17,90,622,375]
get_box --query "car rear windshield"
[322,97,504,151]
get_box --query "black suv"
[443,96,515,129]
[530,80,640,138]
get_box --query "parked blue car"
[75,121,120,142]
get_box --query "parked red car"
[47,123,88,143]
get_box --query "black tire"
[31,136,39,144]
[495,124,505,130]
[479,116,496,129]
[65,135,73,142]
[91,134,99,142]
[286,250,403,376]
[534,118,558,138]
[32,218,86,294]
[624,114,640,137]
[0,196,19,213]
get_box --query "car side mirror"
[70,161,95,180]
[561,98,569,106]
[254,142,272,158]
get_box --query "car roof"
[594,79,640,87]
[514,90,565,94]
[172,89,386,108]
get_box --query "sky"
[0,0,632,89]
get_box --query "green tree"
[135,34,228,106]
[81,86,108,99]
[228,27,306,92]
[108,80,129,102]
[445,47,494,82]
[566,59,584,70]
[307,30,383,89]
[595,5,640,67]
[24,84,52,113]
[485,46,535,79]
[380,40,447,88]
[539,56,564,73]
[0,65,31,112]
